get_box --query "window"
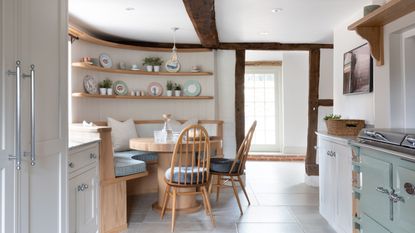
[245,66,282,152]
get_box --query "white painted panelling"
[245,50,283,61]
[71,40,216,125]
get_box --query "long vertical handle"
[30,65,35,166]
[7,61,22,170]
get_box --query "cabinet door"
[394,162,415,233]
[360,154,393,227]
[334,143,353,233]
[318,138,336,223]
[70,166,99,233]
[361,214,391,233]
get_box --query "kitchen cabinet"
[69,142,100,233]
[317,133,353,233]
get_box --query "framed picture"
[343,43,373,95]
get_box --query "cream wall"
[71,40,216,123]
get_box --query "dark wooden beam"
[318,99,334,107]
[182,0,219,48]
[219,43,333,50]
[245,60,282,66]
[305,49,321,176]
[235,50,246,150]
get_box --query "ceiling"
[69,0,370,44]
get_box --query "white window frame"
[244,66,283,152]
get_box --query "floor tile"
[237,222,304,233]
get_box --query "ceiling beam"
[219,43,333,50]
[245,60,282,66]
[182,0,219,48]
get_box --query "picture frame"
[343,43,373,95]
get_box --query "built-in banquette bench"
[70,119,223,233]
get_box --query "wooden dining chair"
[160,124,215,232]
[208,121,257,215]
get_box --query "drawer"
[69,143,99,173]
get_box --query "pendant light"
[165,27,181,73]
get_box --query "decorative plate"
[147,82,163,96]
[165,59,181,73]
[113,81,128,95]
[99,53,112,68]
[83,75,98,94]
[183,80,201,96]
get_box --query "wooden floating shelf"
[348,0,415,66]
[72,62,213,76]
[68,25,211,53]
[72,93,214,100]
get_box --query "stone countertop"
[68,138,101,151]
[315,131,358,145]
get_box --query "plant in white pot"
[166,80,173,96]
[174,83,181,96]
[153,57,163,72]
[143,57,154,72]
[98,81,107,95]
[103,78,113,95]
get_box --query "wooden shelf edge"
[72,93,214,100]
[72,62,213,76]
[69,25,211,53]
[347,0,415,66]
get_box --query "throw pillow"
[107,118,138,152]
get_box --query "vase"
[174,90,181,96]
[166,90,173,96]
[107,88,113,95]
[99,88,107,95]
[154,66,160,72]
[146,65,153,72]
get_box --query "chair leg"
[208,173,213,194]
[171,187,177,232]
[201,186,216,226]
[237,175,251,205]
[201,187,209,214]
[160,185,170,219]
[216,175,221,202]
[230,176,243,215]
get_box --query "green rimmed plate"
[113,80,128,95]
[183,80,201,96]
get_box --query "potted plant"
[98,81,107,95]
[324,114,365,136]
[153,57,163,72]
[174,83,181,97]
[102,78,113,95]
[166,80,173,96]
[143,57,154,72]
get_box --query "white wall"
[318,49,334,131]
[282,52,309,154]
[333,10,415,127]
[215,50,237,158]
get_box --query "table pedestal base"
[152,201,202,214]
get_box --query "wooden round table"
[129,137,222,213]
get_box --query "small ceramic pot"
[166,90,173,96]
[107,88,113,95]
[99,88,107,95]
[146,65,153,72]
[174,90,181,96]
[154,66,160,72]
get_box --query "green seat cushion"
[114,158,146,177]
[114,150,158,162]
[210,158,240,173]
[165,167,207,184]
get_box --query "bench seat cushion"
[210,158,240,173]
[165,167,207,184]
[114,150,158,162]
[114,158,146,177]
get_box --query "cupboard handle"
[7,61,22,170]
[68,162,74,168]
[404,182,415,195]
[407,137,415,146]
[78,184,89,192]
[90,153,97,159]
[389,191,404,203]
[24,65,36,166]
[376,187,390,195]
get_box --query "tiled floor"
[123,161,336,233]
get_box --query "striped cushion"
[165,167,207,184]
[114,150,158,162]
[114,158,146,177]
